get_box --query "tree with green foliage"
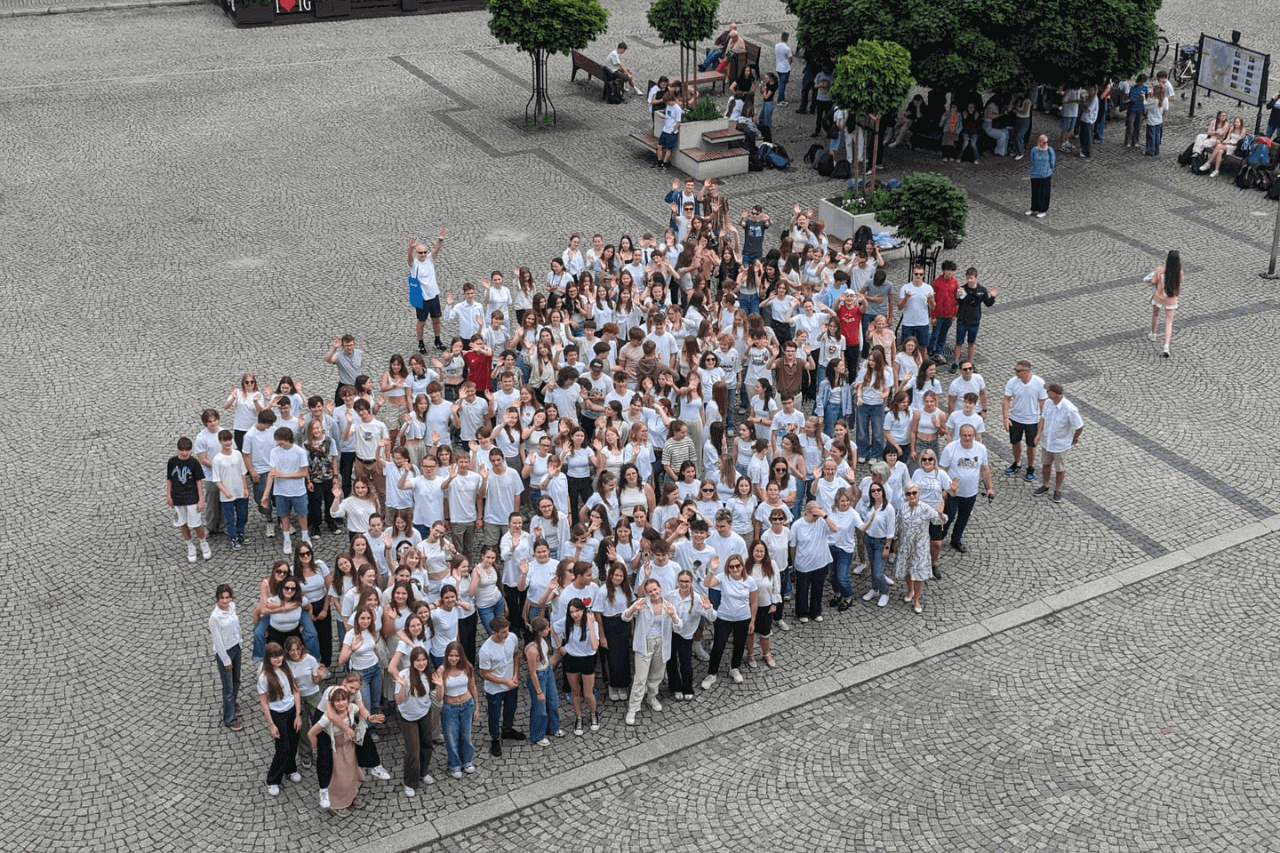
[488,0,610,127]
[830,40,914,190]
[786,0,1157,96]
[876,172,968,272]
[647,0,720,90]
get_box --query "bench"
[703,39,762,90]
[571,50,614,100]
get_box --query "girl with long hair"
[258,641,302,796]
[562,598,601,735]
[1145,250,1182,357]
[432,640,479,778]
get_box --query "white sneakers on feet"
[534,738,551,746]
[730,668,744,683]
[187,543,197,564]
[319,789,330,808]
[451,769,463,779]
[200,540,212,560]
[1036,212,1047,218]
[1147,332,1158,341]
[647,696,662,712]
[370,765,391,780]
[776,619,791,631]
[404,785,416,797]
[862,590,876,601]
[701,674,717,690]
[877,594,889,608]
[265,525,275,538]
[1024,209,1035,216]
[692,644,710,661]
[267,784,280,796]
[814,615,824,622]
[625,712,637,726]
[288,772,302,783]
[422,774,435,784]
[885,576,894,586]
[463,765,475,774]
[852,563,866,575]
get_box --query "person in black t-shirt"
[168,436,211,564]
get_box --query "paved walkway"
[1,0,1276,851]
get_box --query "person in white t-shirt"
[1001,360,1048,481]
[774,32,793,105]
[477,618,523,757]
[655,92,683,169]
[263,428,311,557]
[938,425,994,554]
[897,264,935,356]
[1033,383,1084,502]
[606,42,639,95]
[408,229,446,353]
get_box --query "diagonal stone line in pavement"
[355,512,1280,853]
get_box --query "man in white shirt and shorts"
[1034,384,1084,502]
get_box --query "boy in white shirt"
[211,429,250,550]
[443,282,485,342]
[263,427,311,556]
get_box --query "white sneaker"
[187,543,197,564]
[1036,212,1047,219]
[1024,209,1034,216]
[625,712,636,726]
[1147,332,1158,341]
[814,615,824,623]
[283,540,293,556]
[647,696,662,712]
[798,616,809,623]
[701,674,717,690]
[692,644,710,661]
[776,619,791,632]
[862,590,876,601]
[200,540,212,561]
[318,789,330,808]
[1015,154,1024,160]
[371,765,391,780]
[730,668,744,683]
[884,576,894,586]
[1209,169,1219,178]
[451,769,463,779]
[265,525,275,538]
[288,772,301,782]
[422,774,435,784]
[267,784,280,796]
[877,594,889,608]
[852,563,866,575]
[404,785,416,797]
[463,765,475,774]
[534,738,551,746]
[300,531,311,543]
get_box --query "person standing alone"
[1025,134,1056,219]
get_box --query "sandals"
[763,654,776,668]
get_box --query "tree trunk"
[525,49,556,127]
[868,116,881,192]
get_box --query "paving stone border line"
[355,511,1280,853]
[0,0,198,17]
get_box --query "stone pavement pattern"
[1,0,1278,850]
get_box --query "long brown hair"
[407,647,430,698]
[440,640,474,679]
[261,641,299,703]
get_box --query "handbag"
[353,717,368,745]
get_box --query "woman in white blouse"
[622,578,682,725]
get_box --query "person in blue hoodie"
[1025,133,1057,219]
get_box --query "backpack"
[803,143,824,165]
[1190,151,1209,172]
[1256,169,1275,193]
[605,78,625,104]
[1268,176,1280,200]
[831,159,851,180]
[1177,143,1195,167]
[1235,165,1256,189]
[748,148,765,171]
[1246,141,1272,168]
[761,143,789,169]
[814,151,835,176]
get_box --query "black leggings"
[666,634,695,695]
[601,614,632,689]
[567,476,593,521]
[315,709,383,788]
[708,617,751,674]
[306,602,332,668]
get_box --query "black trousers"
[504,585,528,637]
[398,714,433,788]
[306,602,332,668]
[601,614,632,689]
[1030,176,1052,213]
[666,634,695,695]
[943,493,978,546]
[708,617,750,674]
[266,707,300,785]
[457,612,478,667]
[316,711,383,789]
[795,566,829,619]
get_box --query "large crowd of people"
[176,164,1107,810]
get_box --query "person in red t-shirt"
[929,260,960,364]
[835,288,868,378]
[462,334,494,393]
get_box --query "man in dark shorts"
[408,229,446,353]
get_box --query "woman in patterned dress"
[894,483,946,615]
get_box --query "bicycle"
[1150,34,1170,67]
[1171,44,1199,88]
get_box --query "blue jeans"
[527,668,561,742]
[929,317,953,355]
[1267,119,1280,140]
[1145,123,1163,156]
[960,132,980,162]
[1095,104,1107,140]
[216,645,242,726]
[441,698,475,770]
[252,610,321,660]
[982,119,1009,155]
[902,324,931,352]
[864,534,888,595]
[739,292,760,317]
[220,497,247,543]
[759,100,775,130]
[252,475,272,519]
[830,547,854,599]
[776,70,789,101]
[824,400,843,437]
[478,600,505,636]
[856,402,885,460]
[1012,116,1031,155]
[516,352,532,384]
[358,663,382,717]
[485,689,517,740]
[700,48,723,71]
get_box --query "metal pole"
[1262,195,1280,280]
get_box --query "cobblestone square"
[2,0,1278,850]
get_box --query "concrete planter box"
[818,198,890,242]
[677,117,731,148]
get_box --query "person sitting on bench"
[700,25,735,72]
[606,43,639,96]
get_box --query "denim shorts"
[955,324,979,345]
[273,493,308,518]
[1059,115,1077,131]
